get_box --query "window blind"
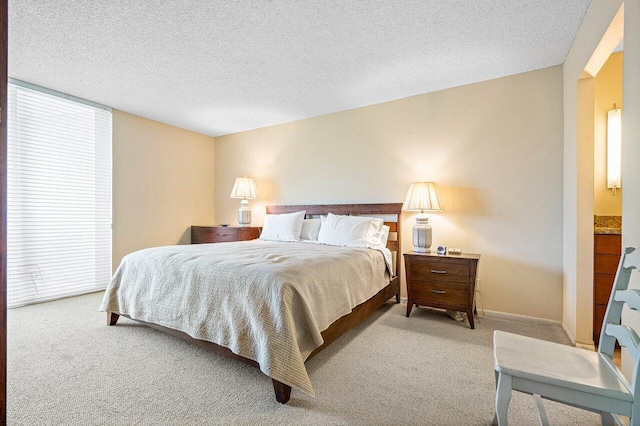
[7,81,112,308]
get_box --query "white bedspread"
[99,240,391,396]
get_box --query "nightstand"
[404,252,480,329]
[191,226,261,244]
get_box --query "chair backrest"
[598,246,640,397]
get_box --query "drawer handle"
[431,289,446,294]
[431,269,447,274]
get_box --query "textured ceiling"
[9,0,591,137]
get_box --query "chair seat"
[494,331,633,402]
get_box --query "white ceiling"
[9,0,591,137]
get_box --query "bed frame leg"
[272,379,291,404]
[108,312,120,326]
[395,292,400,304]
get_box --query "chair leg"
[495,372,512,426]
[534,394,549,426]
[492,370,499,426]
[631,403,640,426]
[599,411,615,426]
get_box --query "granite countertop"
[594,215,621,235]
[594,227,621,235]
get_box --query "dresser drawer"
[595,234,621,255]
[593,233,621,344]
[409,279,469,307]
[191,227,238,243]
[191,226,262,244]
[594,273,615,305]
[209,228,238,242]
[594,304,607,341]
[238,227,260,241]
[594,254,619,275]
[409,258,470,284]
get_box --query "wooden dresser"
[191,226,261,244]
[593,234,621,343]
[404,252,480,329]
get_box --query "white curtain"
[7,81,112,308]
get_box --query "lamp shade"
[402,182,442,212]
[229,177,258,199]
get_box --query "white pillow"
[260,211,306,242]
[317,213,382,248]
[300,218,321,242]
[366,217,385,246]
[378,225,390,248]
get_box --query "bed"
[100,203,402,403]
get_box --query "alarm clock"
[436,245,447,255]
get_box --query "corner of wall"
[561,321,576,346]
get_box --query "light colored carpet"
[8,292,599,425]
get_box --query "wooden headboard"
[266,203,403,274]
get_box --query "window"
[7,80,112,308]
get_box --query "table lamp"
[230,177,258,226]
[402,182,442,252]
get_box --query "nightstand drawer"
[195,227,238,243]
[409,259,470,284]
[410,279,469,306]
[191,226,237,243]
[209,229,238,242]
[238,227,260,241]
[191,226,262,244]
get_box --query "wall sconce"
[607,106,622,195]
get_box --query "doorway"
[573,3,624,351]
[592,50,623,346]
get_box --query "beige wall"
[112,110,215,270]
[594,52,623,216]
[216,66,565,321]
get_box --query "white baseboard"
[560,323,596,350]
[404,299,595,349]
[402,301,560,326]
[575,342,596,351]
[482,310,561,326]
[562,322,576,345]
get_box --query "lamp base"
[413,247,431,253]
[412,215,432,253]
[238,199,252,226]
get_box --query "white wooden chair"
[493,246,640,426]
